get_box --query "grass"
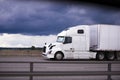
[0,50,42,57]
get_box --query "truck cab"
[42,25,96,60]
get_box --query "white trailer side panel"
[90,24,120,51]
[99,25,120,51]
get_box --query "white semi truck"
[42,24,120,60]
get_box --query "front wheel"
[54,52,64,60]
[96,52,105,60]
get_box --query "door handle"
[70,48,74,52]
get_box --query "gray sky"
[0,0,120,47]
[0,0,120,35]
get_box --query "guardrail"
[0,61,120,80]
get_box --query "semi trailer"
[42,24,120,60]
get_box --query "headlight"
[49,45,56,49]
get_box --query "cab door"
[62,37,73,59]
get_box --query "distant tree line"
[0,46,42,50]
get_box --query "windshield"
[56,36,65,43]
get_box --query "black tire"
[54,52,64,60]
[116,52,120,60]
[106,52,115,60]
[96,52,105,60]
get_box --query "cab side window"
[64,37,72,44]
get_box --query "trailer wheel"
[106,52,115,60]
[54,52,64,60]
[96,52,105,60]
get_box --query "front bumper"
[42,53,49,59]
[42,53,54,59]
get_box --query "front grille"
[43,46,46,52]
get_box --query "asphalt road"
[0,56,120,80]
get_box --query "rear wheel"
[54,52,64,60]
[106,52,115,60]
[96,52,105,60]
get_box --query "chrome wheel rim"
[56,53,62,60]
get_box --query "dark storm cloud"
[0,0,120,35]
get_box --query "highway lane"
[0,56,120,80]
[0,56,44,62]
